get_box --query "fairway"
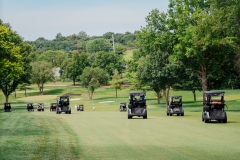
[0,85,240,159]
[1,109,240,160]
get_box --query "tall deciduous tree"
[135,9,177,106]
[80,67,109,99]
[31,61,54,95]
[169,0,238,94]
[0,23,24,102]
[110,70,123,98]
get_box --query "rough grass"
[0,84,240,159]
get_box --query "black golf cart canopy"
[170,96,182,99]
[129,91,145,96]
[204,91,225,96]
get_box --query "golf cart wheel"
[223,117,227,123]
[204,118,209,123]
[167,112,169,116]
[169,113,172,116]
[69,111,71,114]
[202,116,204,122]
[128,115,132,119]
[181,113,184,116]
[143,115,147,119]
[177,114,179,116]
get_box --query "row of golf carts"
[123,90,227,123]
[3,91,228,123]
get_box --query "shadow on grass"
[0,128,47,136]
[25,88,65,96]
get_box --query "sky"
[0,0,169,41]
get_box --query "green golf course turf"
[0,84,240,159]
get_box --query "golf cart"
[119,102,127,111]
[167,96,184,116]
[202,91,227,123]
[56,95,71,114]
[26,103,34,112]
[77,104,84,111]
[50,103,57,111]
[37,103,44,111]
[128,91,147,119]
[4,102,12,112]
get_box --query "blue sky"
[0,0,169,41]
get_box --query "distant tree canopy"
[86,38,112,53]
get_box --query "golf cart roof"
[58,95,69,98]
[129,91,145,96]
[204,91,225,96]
[170,96,182,99]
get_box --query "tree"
[136,52,177,106]
[114,43,127,54]
[37,50,67,67]
[135,9,177,107]
[93,51,125,76]
[110,70,123,98]
[86,38,112,53]
[18,83,31,97]
[61,52,90,85]
[0,23,24,102]
[31,61,54,95]
[168,0,239,94]
[80,67,109,99]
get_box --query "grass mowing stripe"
[0,112,81,160]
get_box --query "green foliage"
[93,51,125,76]
[86,38,112,53]
[114,43,127,54]
[60,52,90,85]
[110,70,123,98]
[168,0,239,91]
[80,67,109,99]
[0,22,26,102]
[37,50,67,67]
[31,61,54,94]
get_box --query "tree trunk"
[157,91,160,104]
[87,88,91,99]
[162,86,171,108]
[192,90,196,102]
[73,79,76,86]
[5,95,8,103]
[166,86,170,107]
[201,64,208,102]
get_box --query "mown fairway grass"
[0,83,240,159]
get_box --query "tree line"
[1,0,240,106]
